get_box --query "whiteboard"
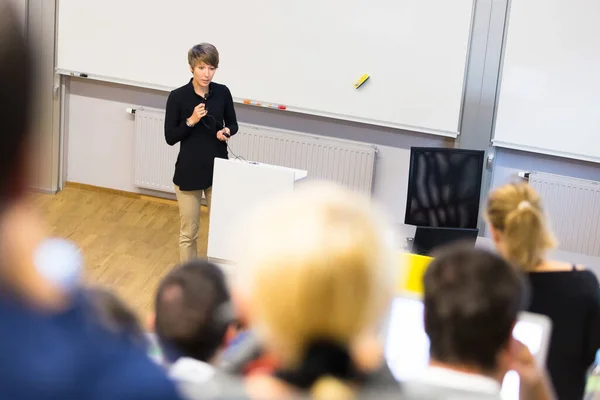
[56,0,475,137]
[493,0,600,163]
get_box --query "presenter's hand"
[217,128,230,141]
[189,104,207,126]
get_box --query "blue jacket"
[0,292,181,400]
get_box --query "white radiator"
[133,107,377,194]
[528,172,600,257]
[133,108,180,193]
[227,125,377,193]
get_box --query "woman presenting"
[165,43,238,262]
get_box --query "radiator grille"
[133,108,377,194]
[528,172,600,256]
[228,124,376,194]
[133,108,180,192]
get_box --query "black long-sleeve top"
[526,269,600,400]
[164,79,239,191]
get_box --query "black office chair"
[404,147,485,229]
[411,226,479,256]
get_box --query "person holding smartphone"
[165,43,238,262]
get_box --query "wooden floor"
[31,186,209,320]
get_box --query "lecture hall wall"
[50,0,600,226]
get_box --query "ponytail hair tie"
[518,200,531,210]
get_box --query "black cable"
[226,142,247,163]
[202,114,247,163]
[201,114,218,131]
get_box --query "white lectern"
[207,158,308,264]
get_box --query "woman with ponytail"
[486,182,600,400]
[234,181,402,400]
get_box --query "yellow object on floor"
[397,252,433,296]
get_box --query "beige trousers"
[174,185,212,262]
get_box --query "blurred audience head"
[154,259,235,364]
[0,4,66,309]
[423,245,526,380]
[85,286,147,348]
[237,181,395,398]
[485,182,556,271]
[0,1,32,206]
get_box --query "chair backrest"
[412,226,479,256]
[405,147,485,229]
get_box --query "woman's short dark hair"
[188,43,219,68]
[423,245,526,372]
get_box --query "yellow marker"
[354,74,370,89]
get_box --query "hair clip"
[518,200,531,210]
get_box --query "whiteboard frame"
[55,0,479,139]
[492,140,600,164]
[455,0,479,140]
[489,0,515,151]
[490,0,600,164]
[57,68,461,138]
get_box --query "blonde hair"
[237,181,395,399]
[188,43,219,68]
[485,183,557,271]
